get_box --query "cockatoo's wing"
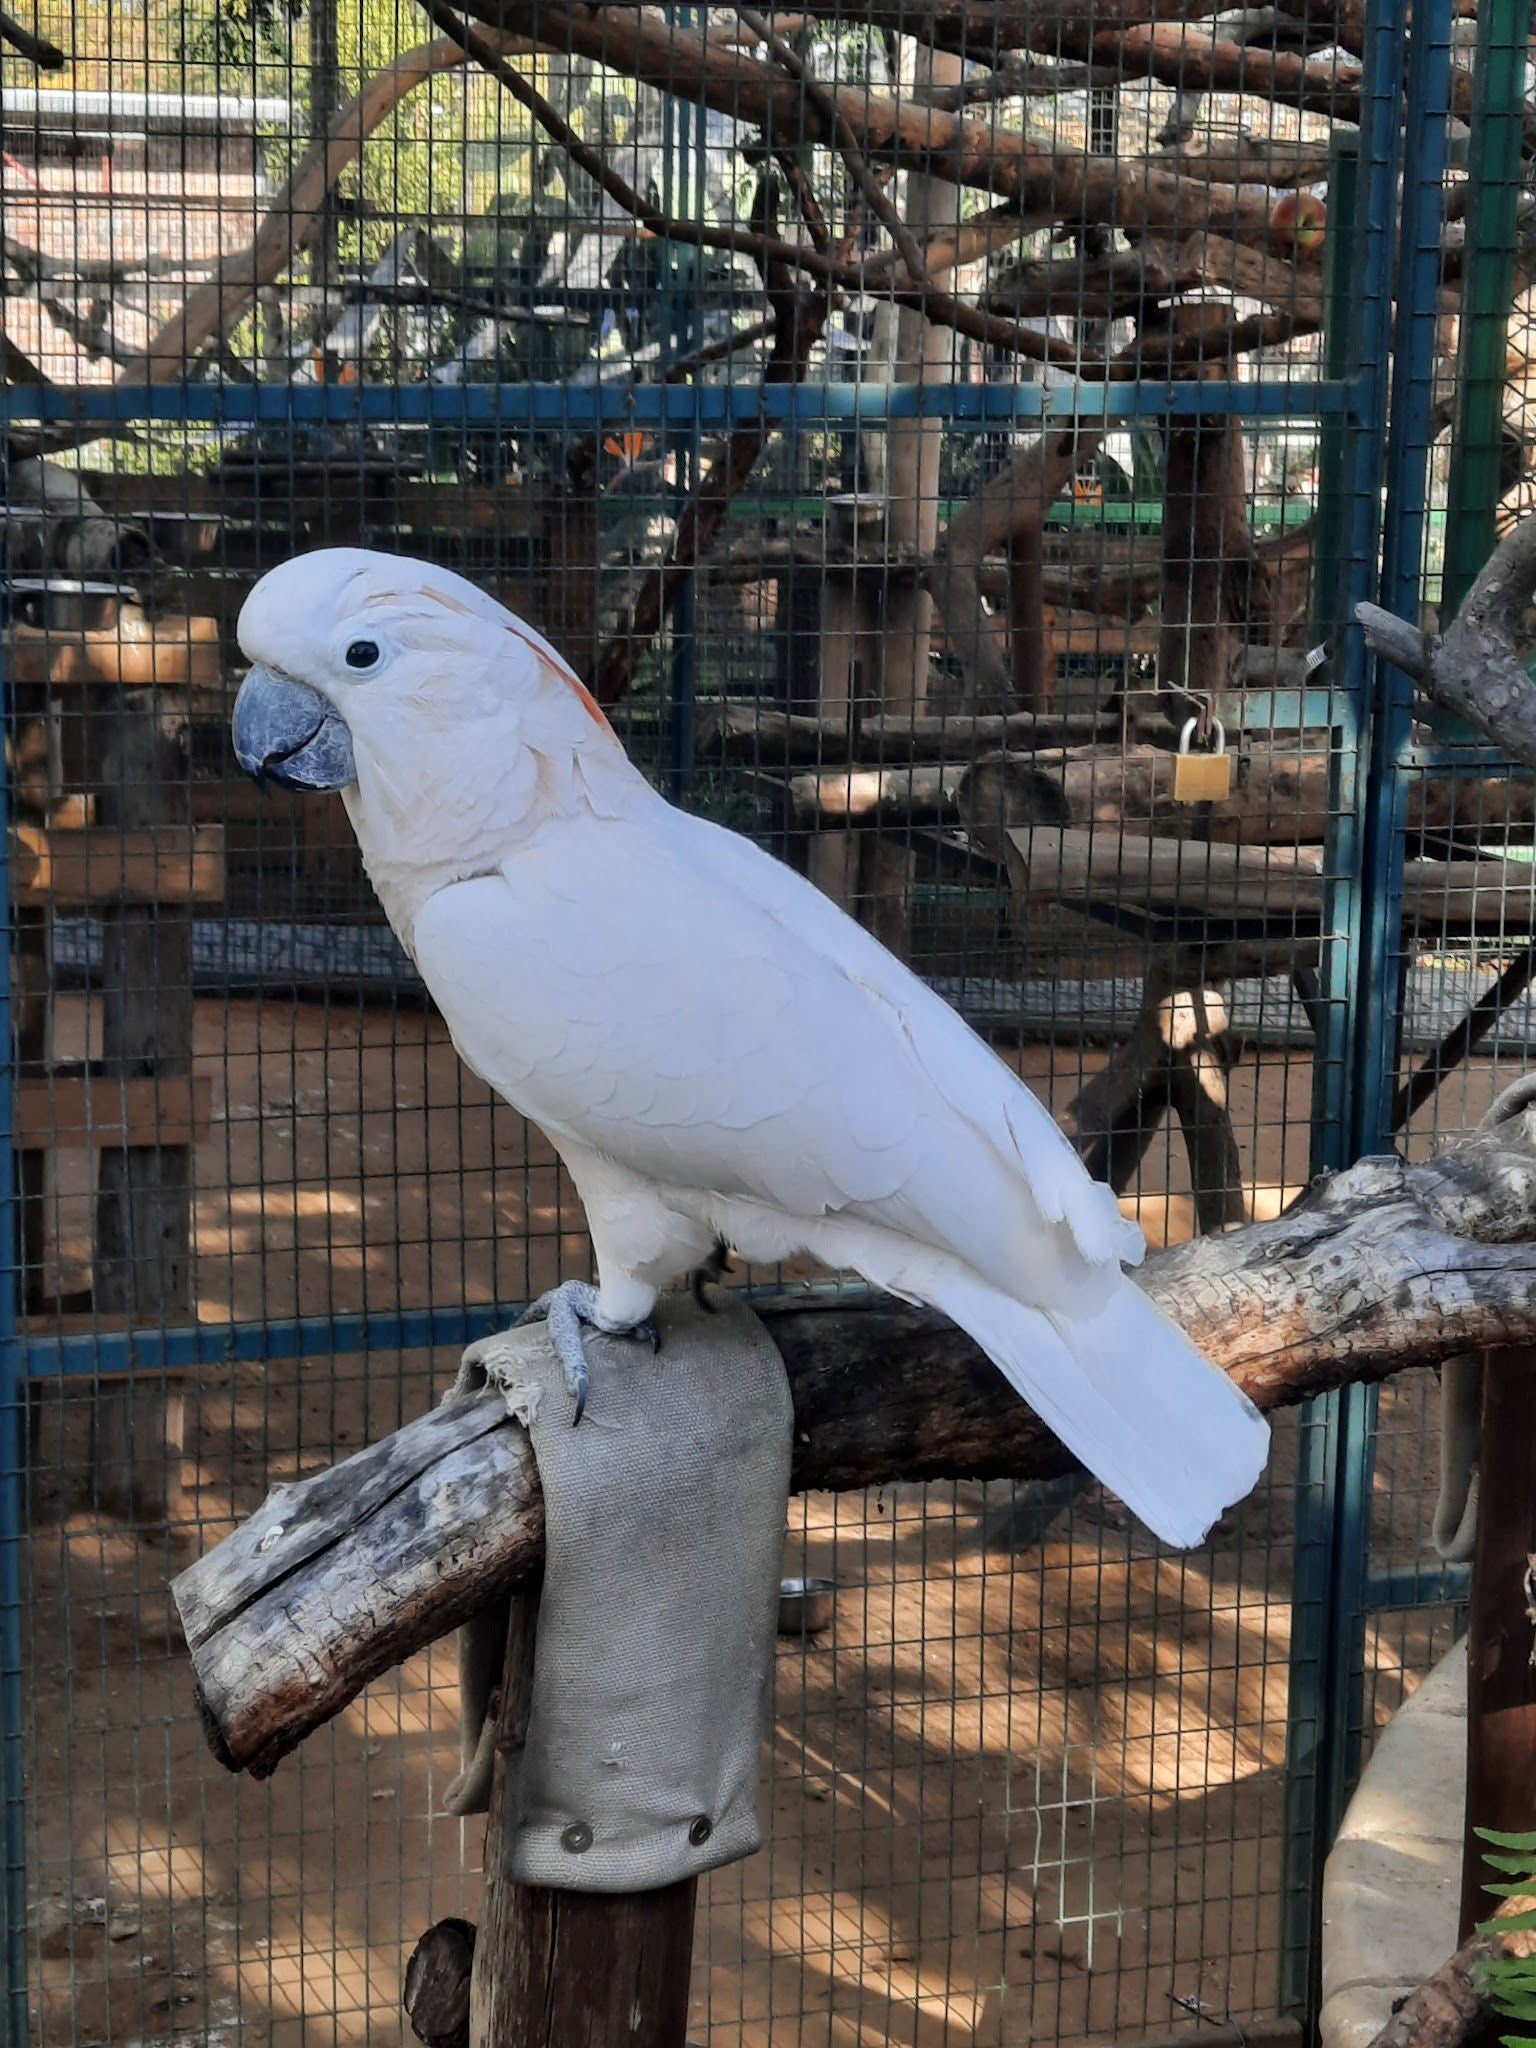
[410,801,1268,1549]
[412,802,1134,1319]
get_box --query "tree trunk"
[1460,1349,1536,1941]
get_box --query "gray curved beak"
[232,665,356,792]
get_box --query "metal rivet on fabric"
[688,1816,713,1847]
[560,1822,593,1853]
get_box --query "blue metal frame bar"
[0,596,24,2043]
[0,377,1357,428]
[1331,0,1454,1863]
[1281,0,1453,2011]
[1366,1564,1471,1611]
[1317,0,1455,1862]
[1281,128,1374,2018]
[17,1304,523,1378]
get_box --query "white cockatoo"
[232,548,1268,1548]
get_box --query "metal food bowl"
[4,578,135,632]
[777,1576,838,1636]
[140,510,221,563]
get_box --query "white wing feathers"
[411,799,1268,1547]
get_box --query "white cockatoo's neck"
[343,705,649,943]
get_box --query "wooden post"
[1459,1347,1536,1941]
[1008,525,1052,714]
[1158,415,1248,727]
[1068,975,1246,1233]
[89,690,193,1526]
[881,40,964,720]
[469,1591,698,2048]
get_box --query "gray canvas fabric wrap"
[442,1288,794,1893]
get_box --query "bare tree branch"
[113,37,469,384]
[592,147,831,706]
[3,235,211,286]
[736,6,933,289]
[0,5,66,67]
[446,0,1290,246]
[929,427,1102,713]
[1357,510,1536,769]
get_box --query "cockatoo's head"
[233,546,613,794]
[233,547,631,923]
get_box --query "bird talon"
[517,1281,658,1423]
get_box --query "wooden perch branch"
[1365,1890,1536,2048]
[177,1106,1536,1780]
[929,426,1100,714]
[452,0,1287,251]
[0,5,66,67]
[1358,510,1536,770]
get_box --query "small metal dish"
[777,1575,837,1636]
[139,510,221,563]
[4,578,135,633]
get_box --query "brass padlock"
[1173,716,1234,803]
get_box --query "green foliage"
[1476,1828,1536,2048]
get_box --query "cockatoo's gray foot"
[518,1281,660,1425]
[689,1238,733,1313]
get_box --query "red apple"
[1269,190,1328,253]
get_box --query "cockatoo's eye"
[344,638,383,673]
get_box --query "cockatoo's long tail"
[922,1267,1269,1550]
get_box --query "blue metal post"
[1280,130,1369,2017]
[0,594,28,2042]
[1281,0,1451,2010]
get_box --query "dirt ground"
[22,992,1462,2047]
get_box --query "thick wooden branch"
[1365,1891,1536,2048]
[782,741,1536,849]
[176,1109,1536,1780]
[0,5,66,66]
[453,0,1286,251]
[114,39,468,385]
[1358,510,1536,770]
[928,427,1100,715]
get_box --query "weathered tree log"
[699,701,1117,765]
[175,1106,1536,1780]
[406,1919,477,2048]
[982,234,1322,326]
[1158,412,1251,724]
[1359,510,1536,772]
[784,743,1536,847]
[1006,823,1536,934]
[1365,1890,1536,2048]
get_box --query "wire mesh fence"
[0,0,1518,2038]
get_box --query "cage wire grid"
[0,0,1510,2038]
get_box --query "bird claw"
[517,1281,660,1425]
